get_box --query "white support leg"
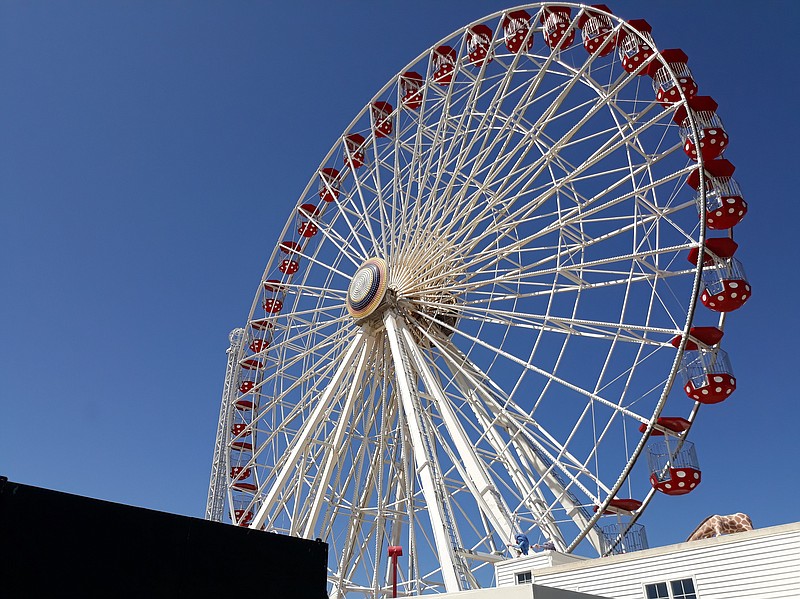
[396,319,517,547]
[301,334,376,539]
[251,330,367,531]
[438,336,605,554]
[384,310,465,593]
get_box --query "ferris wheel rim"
[221,3,727,592]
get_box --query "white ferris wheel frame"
[207,3,733,596]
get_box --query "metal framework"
[207,4,734,596]
[205,327,244,522]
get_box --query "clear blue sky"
[2,1,798,550]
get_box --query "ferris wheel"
[208,3,751,596]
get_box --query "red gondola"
[578,4,616,56]
[400,71,424,109]
[541,6,575,50]
[240,358,263,371]
[432,46,457,86]
[639,417,691,436]
[618,19,653,74]
[232,423,251,437]
[249,338,270,353]
[687,238,751,312]
[595,498,642,515]
[648,439,701,495]
[372,101,393,137]
[669,326,724,351]
[318,167,340,202]
[503,10,533,54]
[298,203,320,238]
[466,24,493,66]
[686,159,747,230]
[345,134,366,169]
[234,509,253,526]
[674,96,729,161]
[649,49,697,106]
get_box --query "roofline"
[530,521,800,576]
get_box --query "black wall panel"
[0,478,328,598]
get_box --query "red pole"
[392,554,398,597]
[388,546,403,598]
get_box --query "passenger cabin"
[672,325,735,404]
[371,101,393,137]
[250,318,273,332]
[400,71,424,110]
[595,498,642,515]
[674,96,729,161]
[344,134,366,169]
[249,338,270,353]
[278,240,302,275]
[318,167,340,202]
[649,49,697,106]
[298,203,320,238]
[503,10,533,54]
[680,345,736,404]
[233,509,253,526]
[240,358,263,371]
[642,418,701,496]
[541,6,575,50]
[686,160,747,230]
[231,423,251,437]
[578,4,616,56]
[687,237,751,312]
[432,46,457,85]
[466,24,493,66]
[618,19,654,74]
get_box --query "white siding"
[497,553,589,587]
[497,523,800,599]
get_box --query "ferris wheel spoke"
[434,225,696,299]
[432,354,568,549]
[449,115,683,263]
[306,212,368,270]
[456,99,681,247]
[412,306,650,426]
[415,299,676,347]
[464,247,695,292]
[366,144,394,260]
[251,331,368,530]
[301,335,376,539]
[461,59,640,210]
[344,169,385,257]
[254,330,350,395]
[402,37,543,257]
[319,359,389,543]
[397,318,517,545]
[335,391,406,595]
[435,336,614,498]
[410,55,542,242]
[431,335,607,554]
[384,310,468,593]
[417,172,658,294]
[326,191,381,260]
[273,282,348,302]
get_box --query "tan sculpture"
[686,513,754,541]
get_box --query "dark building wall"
[0,478,328,598]
[532,584,612,599]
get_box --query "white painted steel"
[218,3,719,596]
[205,328,244,522]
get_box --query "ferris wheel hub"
[347,257,389,320]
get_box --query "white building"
[493,522,800,599]
[437,521,800,599]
